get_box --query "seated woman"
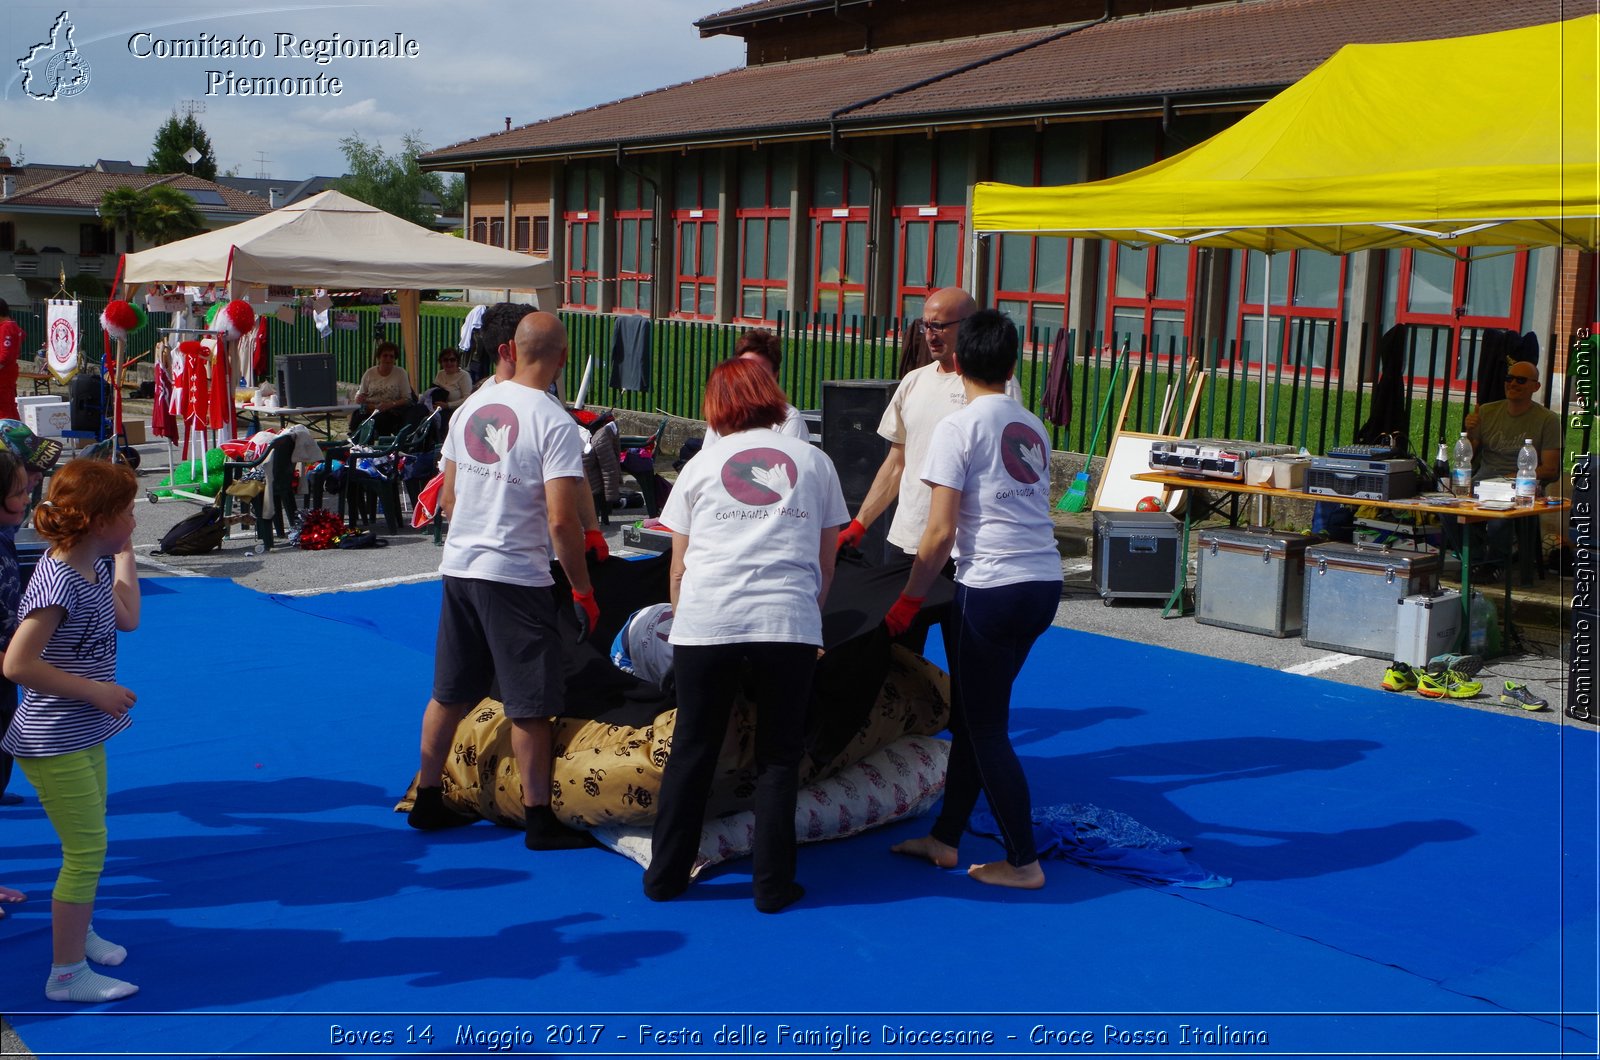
[429,347,472,427]
[351,341,415,436]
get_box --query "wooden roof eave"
[417,84,1281,172]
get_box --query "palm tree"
[136,185,204,245]
[98,187,144,252]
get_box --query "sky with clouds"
[1,1,747,179]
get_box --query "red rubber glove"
[583,528,609,563]
[572,589,600,639]
[838,518,867,551]
[883,593,924,637]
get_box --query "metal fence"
[13,298,1585,459]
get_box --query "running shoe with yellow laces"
[1416,668,1483,700]
[1381,662,1418,692]
[1499,682,1548,711]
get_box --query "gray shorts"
[433,575,564,719]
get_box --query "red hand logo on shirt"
[463,403,519,464]
[1000,422,1046,484]
[721,448,798,506]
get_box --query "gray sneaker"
[1428,653,1484,678]
[1499,682,1548,711]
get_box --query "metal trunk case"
[1394,589,1463,666]
[1301,542,1441,658]
[1092,511,1181,601]
[1195,527,1321,637]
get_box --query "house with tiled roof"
[420,0,1593,383]
[0,159,273,296]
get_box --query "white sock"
[85,925,127,966]
[45,961,138,1003]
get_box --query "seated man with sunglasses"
[1448,360,1563,578]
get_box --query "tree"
[438,174,465,219]
[99,187,144,252]
[331,132,448,226]
[135,185,205,245]
[148,112,218,180]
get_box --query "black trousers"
[644,641,815,903]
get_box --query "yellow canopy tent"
[972,14,1600,255]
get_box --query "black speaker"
[276,353,337,408]
[1570,454,1597,723]
[823,379,901,565]
[68,373,104,433]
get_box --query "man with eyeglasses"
[838,287,1020,572]
[1450,359,1562,575]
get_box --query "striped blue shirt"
[0,554,128,757]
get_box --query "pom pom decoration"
[293,508,346,551]
[99,300,146,342]
[218,299,256,341]
[1135,495,1165,512]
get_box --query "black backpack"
[155,505,226,556]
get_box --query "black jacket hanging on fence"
[1041,329,1074,429]
[1353,323,1411,449]
[609,316,652,392]
[1475,329,1539,408]
[897,319,931,377]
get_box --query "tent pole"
[1257,252,1273,524]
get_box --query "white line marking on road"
[132,550,205,577]
[1284,653,1365,676]
[278,571,442,597]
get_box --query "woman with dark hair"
[884,308,1062,890]
[643,358,848,913]
[702,329,812,446]
[351,341,415,435]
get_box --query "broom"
[1057,343,1127,512]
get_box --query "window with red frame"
[1228,250,1347,373]
[987,126,1086,340]
[616,168,656,314]
[810,153,871,323]
[673,154,721,319]
[1097,120,1208,358]
[564,163,604,309]
[892,135,968,322]
[734,146,794,324]
[1386,246,1530,386]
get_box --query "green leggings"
[18,744,109,904]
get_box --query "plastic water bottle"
[1450,432,1473,495]
[1514,439,1538,506]
[1468,591,1494,654]
[1432,441,1450,493]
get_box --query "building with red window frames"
[422,0,1594,392]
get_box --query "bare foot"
[0,884,25,918]
[967,859,1045,889]
[890,835,959,869]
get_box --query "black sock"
[524,804,595,850]
[407,786,474,831]
[754,882,805,914]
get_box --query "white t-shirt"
[660,427,848,646]
[703,404,810,447]
[920,393,1063,589]
[439,379,585,586]
[878,363,1021,553]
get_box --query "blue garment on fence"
[970,802,1232,889]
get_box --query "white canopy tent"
[119,190,556,387]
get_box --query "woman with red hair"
[643,358,847,913]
